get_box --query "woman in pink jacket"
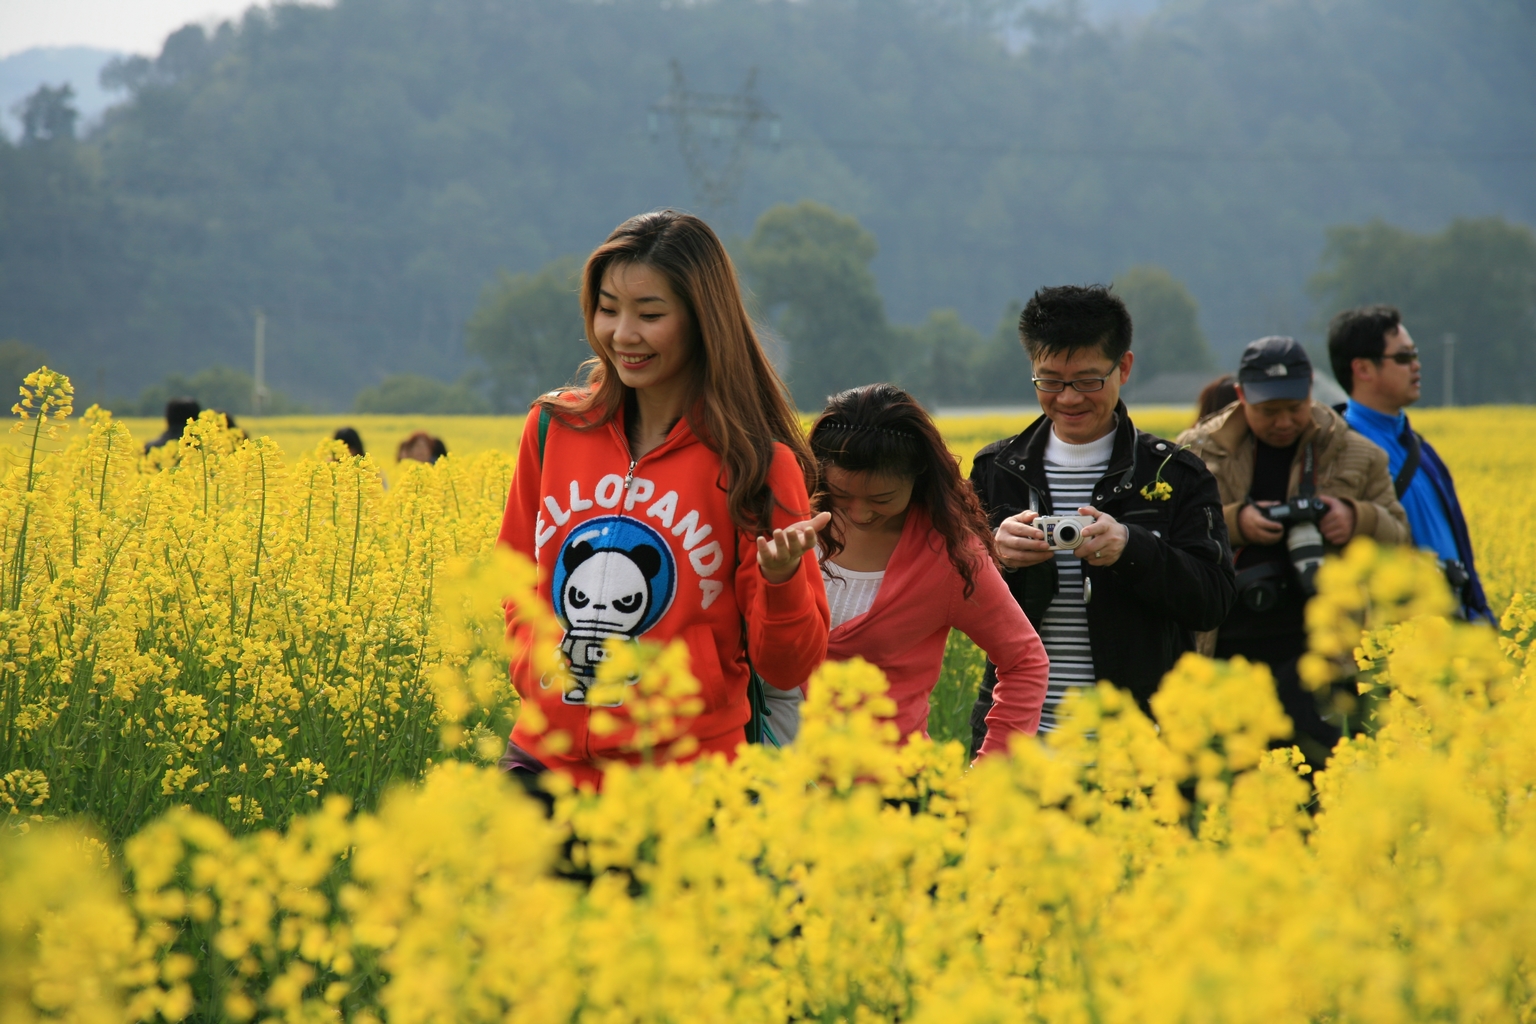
[762,383,1049,756]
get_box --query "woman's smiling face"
[593,261,696,397]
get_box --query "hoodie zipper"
[611,417,687,493]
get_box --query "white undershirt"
[822,560,885,630]
[761,556,884,744]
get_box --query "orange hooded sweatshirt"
[497,402,830,787]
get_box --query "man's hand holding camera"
[1315,495,1356,546]
[1237,502,1285,545]
[1074,506,1129,564]
[995,510,1054,569]
[1238,495,1356,547]
[996,506,1129,569]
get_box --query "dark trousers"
[1214,631,1340,767]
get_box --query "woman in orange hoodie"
[762,383,1048,755]
[496,210,830,788]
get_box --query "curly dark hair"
[808,383,997,598]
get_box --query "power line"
[649,60,782,213]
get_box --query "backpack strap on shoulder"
[1393,427,1422,499]
[537,406,553,465]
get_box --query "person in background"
[397,430,446,464]
[968,285,1235,752]
[1196,374,1239,422]
[333,426,366,458]
[215,411,246,439]
[1178,336,1409,765]
[495,209,829,789]
[144,397,201,453]
[759,383,1048,752]
[1328,305,1492,622]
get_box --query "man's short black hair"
[1327,304,1401,395]
[1018,284,1133,364]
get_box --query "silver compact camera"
[1036,514,1093,550]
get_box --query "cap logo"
[1265,364,1288,377]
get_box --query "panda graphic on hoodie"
[550,515,678,705]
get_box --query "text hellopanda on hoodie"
[535,472,733,701]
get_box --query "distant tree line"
[466,203,1534,412]
[115,367,308,418]
[0,0,1531,410]
[105,203,1533,416]
[1310,218,1536,404]
[468,201,1218,411]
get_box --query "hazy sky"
[0,0,304,58]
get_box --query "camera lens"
[1287,522,1326,595]
[1241,581,1280,612]
[1056,522,1080,546]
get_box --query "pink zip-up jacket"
[824,504,1049,755]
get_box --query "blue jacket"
[1342,402,1492,623]
[1415,434,1493,622]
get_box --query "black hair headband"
[816,420,918,441]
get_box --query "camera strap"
[1234,560,1288,588]
[1297,441,1317,499]
[1393,427,1422,499]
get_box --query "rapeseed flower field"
[4,368,1536,1022]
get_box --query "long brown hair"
[809,383,997,597]
[538,210,813,533]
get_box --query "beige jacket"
[1176,401,1410,549]
[1177,401,1409,655]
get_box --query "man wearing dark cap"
[1178,336,1408,764]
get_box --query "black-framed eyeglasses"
[1376,349,1420,365]
[1032,373,1114,393]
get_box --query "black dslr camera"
[1258,496,1326,528]
[1235,497,1329,612]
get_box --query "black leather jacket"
[968,405,1235,750]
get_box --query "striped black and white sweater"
[1037,428,1113,732]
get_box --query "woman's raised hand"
[757,511,832,584]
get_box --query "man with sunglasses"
[1328,305,1492,622]
[968,285,1234,753]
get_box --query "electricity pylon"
[649,60,781,215]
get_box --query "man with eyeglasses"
[1328,305,1492,622]
[1178,335,1409,766]
[968,285,1234,753]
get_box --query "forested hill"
[2,0,1533,408]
